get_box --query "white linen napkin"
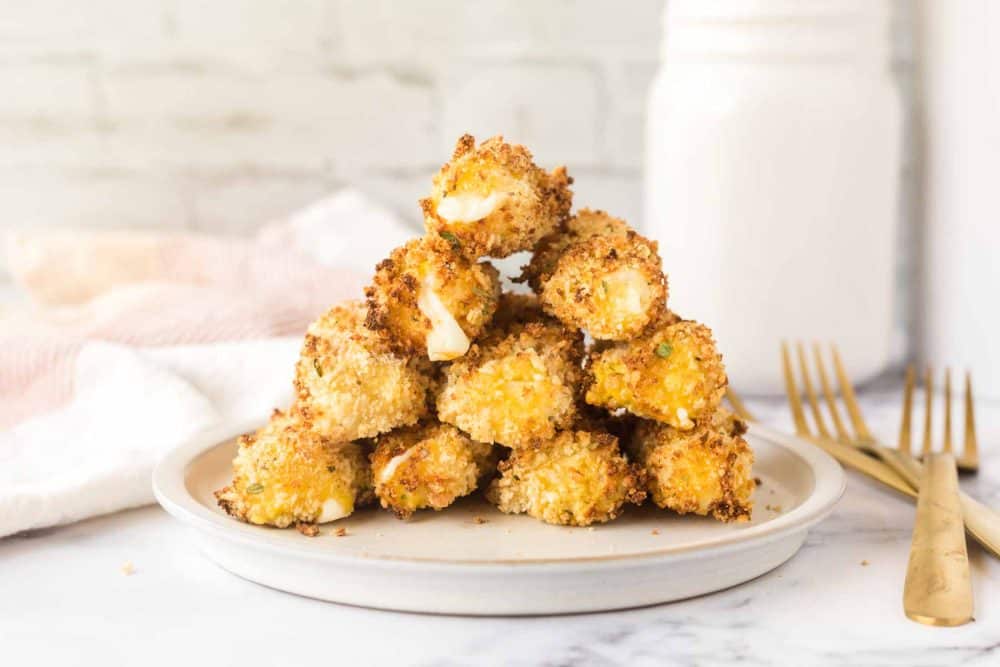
[0,190,417,538]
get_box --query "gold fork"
[777,342,1000,561]
[773,344,914,498]
[726,386,914,499]
[897,366,973,626]
[900,367,980,473]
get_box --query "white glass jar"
[644,0,902,394]
[919,0,1000,399]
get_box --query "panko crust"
[293,301,433,441]
[364,237,501,359]
[576,403,639,445]
[215,410,373,528]
[436,320,584,449]
[539,231,667,340]
[489,292,555,332]
[487,430,646,526]
[420,134,573,259]
[585,316,726,429]
[630,408,754,522]
[370,421,498,519]
[520,208,633,292]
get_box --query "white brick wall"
[0,0,915,290]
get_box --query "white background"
[0,0,918,299]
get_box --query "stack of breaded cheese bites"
[216,134,754,531]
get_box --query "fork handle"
[810,436,916,498]
[903,453,974,626]
[888,450,1000,560]
[960,493,1000,559]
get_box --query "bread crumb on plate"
[296,522,320,537]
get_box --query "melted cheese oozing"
[378,448,417,484]
[603,268,650,315]
[436,192,505,223]
[418,279,470,361]
[317,497,350,523]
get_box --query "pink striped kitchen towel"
[0,190,416,537]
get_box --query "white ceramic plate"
[154,421,844,615]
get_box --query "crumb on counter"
[296,522,320,537]
[754,477,762,487]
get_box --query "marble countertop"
[3,388,1000,666]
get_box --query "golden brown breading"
[293,301,433,441]
[630,408,754,522]
[215,410,372,528]
[370,421,499,518]
[576,403,639,445]
[489,291,554,331]
[585,315,726,430]
[436,320,584,448]
[487,430,646,526]
[421,134,573,259]
[539,231,667,341]
[365,237,501,361]
[520,208,632,292]
[519,209,667,340]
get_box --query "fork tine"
[831,343,873,441]
[899,365,915,455]
[943,368,953,453]
[922,367,934,456]
[782,342,811,437]
[963,371,980,468]
[726,388,756,423]
[813,343,850,442]
[797,342,831,439]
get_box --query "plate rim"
[153,419,845,570]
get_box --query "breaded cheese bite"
[436,320,584,449]
[520,208,632,292]
[215,410,372,528]
[487,429,646,526]
[420,134,573,259]
[630,408,754,523]
[370,421,499,518]
[541,232,667,341]
[585,315,726,430]
[293,301,432,441]
[522,210,667,340]
[365,237,501,361]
